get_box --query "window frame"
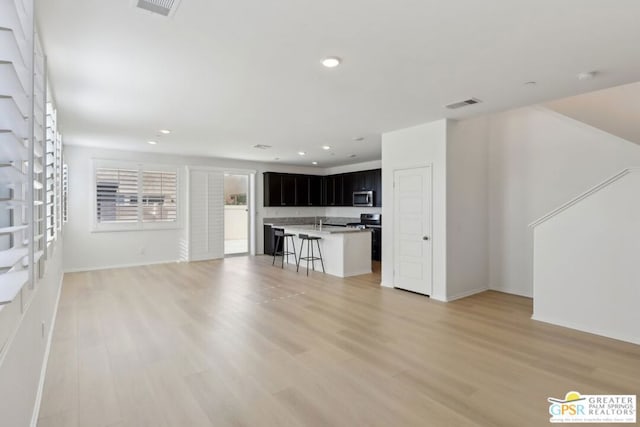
[92,159,181,232]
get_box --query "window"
[142,170,177,222]
[96,167,139,223]
[94,163,178,230]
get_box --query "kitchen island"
[279,225,372,277]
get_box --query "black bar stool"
[272,229,297,268]
[296,234,325,275]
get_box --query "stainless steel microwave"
[353,191,374,207]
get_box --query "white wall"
[0,240,64,427]
[64,146,322,272]
[381,120,448,301]
[446,118,490,300]
[532,170,640,345]
[488,107,640,297]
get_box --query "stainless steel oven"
[353,190,374,207]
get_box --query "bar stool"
[272,229,297,268]
[296,234,325,276]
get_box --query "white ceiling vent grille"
[252,144,272,150]
[135,0,183,17]
[445,98,482,109]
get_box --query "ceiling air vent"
[445,98,482,110]
[252,144,272,150]
[135,0,182,17]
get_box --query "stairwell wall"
[488,106,640,297]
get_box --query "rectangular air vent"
[135,0,182,17]
[445,98,482,109]
[252,144,272,150]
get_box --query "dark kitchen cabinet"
[373,168,382,207]
[281,175,296,206]
[309,175,323,205]
[295,175,323,206]
[341,173,353,206]
[263,172,281,206]
[295,175,309,206]
[353,170,376,191]
[370,228,381,261]
[264,225,283,255]
[263,172,297,206]
[265,169,382,207]
[323,174,343,206]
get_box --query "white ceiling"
[36,0,640,166]
[546,81,640,145]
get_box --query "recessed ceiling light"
[577,71,597,81]
[322,145,331,150]
[312,161,318,165]
[321,57,341,68]
[147,140,158,145]
[298,151,306,156]
[159,129,171,135]
[353,136,365,141]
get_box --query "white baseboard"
[30,273,64,427]
[531,314,640,346]
[63,259,183,273]
[445,286,489,302]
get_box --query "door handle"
[423,236,430,240]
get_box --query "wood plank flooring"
[38,256,640,426]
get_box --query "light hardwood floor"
[38,256,640,427]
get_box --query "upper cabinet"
[263,169,381,207]
[263,172,324,207]
[323,174,343,206]
[295,174,323,206]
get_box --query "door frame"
[392,165,434,296]
[186,166,256,261]
[223,171,252,257]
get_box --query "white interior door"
[189,169,224,261]
[393,166,433,295]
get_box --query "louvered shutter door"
[207,171,224,259]
[189,169,224,261]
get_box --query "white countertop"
[282,225,371,235]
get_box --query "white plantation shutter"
[94,164,178,228]
[0,0,63,356]
[188,169,223,261]
[62,163,68,223]
[96,167,139,223]
[142,170,177,222]
[45,103,56,244]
